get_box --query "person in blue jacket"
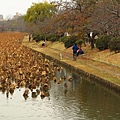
[72,43,79,61]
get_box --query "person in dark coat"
[76,47,84,56]
[42,40,46,46]
[72,43,79,61]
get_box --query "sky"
[0,0,50,19]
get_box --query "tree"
[24,2,56,36]
[0,16,27,32]
[51,0,87,35]
[72,0,120,48]
[85,0,120,37]
[24,2,56,22]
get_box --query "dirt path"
[22,36,120,85]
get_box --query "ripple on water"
[0,70,120,120]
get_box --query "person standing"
[28,34,31,42]
[72,43,79,61]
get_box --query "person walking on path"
[28,34,31,42]
[72,43,79,61]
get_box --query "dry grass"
[49,42,120,67]
[23,37,120,67]
[23,37,120,84]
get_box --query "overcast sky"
[0,0,50,19]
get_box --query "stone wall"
[31,48,120,95]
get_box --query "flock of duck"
[0,32,73,100]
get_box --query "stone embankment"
[22,35,120,94]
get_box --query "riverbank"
[22,35,120,93]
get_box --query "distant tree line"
[0,0,119,52]
[0,16,27,32]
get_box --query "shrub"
[32,33,45,42]
[40,34,45,40]
[49,36,57,42]
[32,33,41,42]
[64,36,78,48]
[76,39,84,47]
[108,37,120,53]
[96,35,111,51]
[32,33,38,40]
[46,34,54,40]
[59,36,69,43]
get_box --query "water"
[0,68,120,120]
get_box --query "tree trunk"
[90,38,94,49]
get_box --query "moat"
[0,67,120,120]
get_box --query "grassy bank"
[22,36,120,89]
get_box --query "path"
[22,36,120,86]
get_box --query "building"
[0,15,4,21]
[12,12,21,20]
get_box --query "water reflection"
[0,65,120,120]
[72,73,78,91]
[55,67,66,80]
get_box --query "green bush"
[46,34,54,40]
[40,34,45,40]
[32,33,38,40]
[32,33,45,42]
[108,37,120,53]
[64,36,78,48]
[76,39,84,47]
[32,33,41,42]
[49,36,57,42]
[59,36,69,43]
[96,35,111,51]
